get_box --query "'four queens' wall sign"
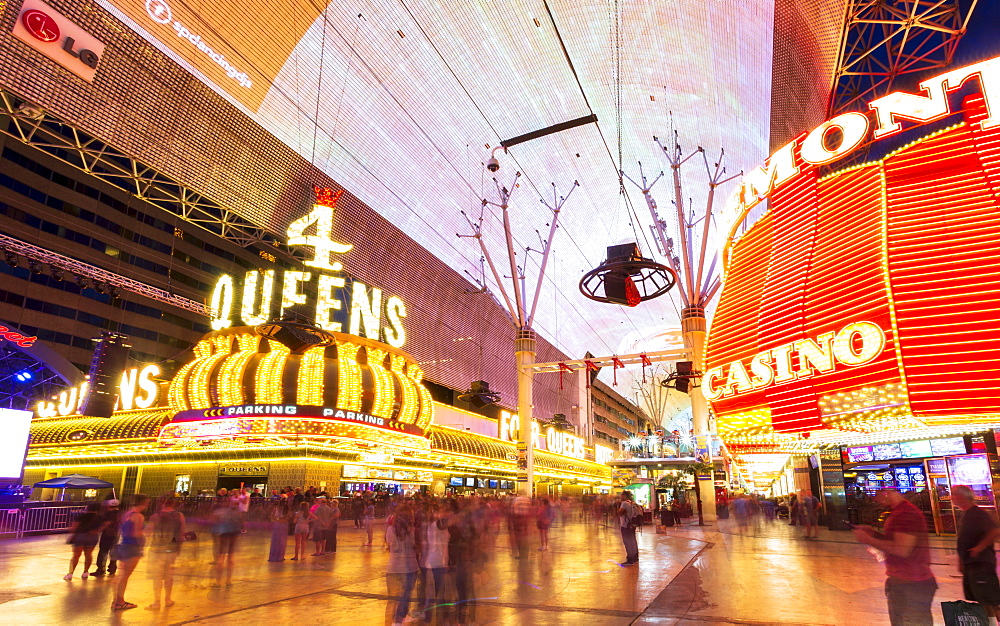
[208,188,408,347]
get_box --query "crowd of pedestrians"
[59,482,1000,624]
[63,486,585,620]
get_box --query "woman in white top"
[419,505,450,620]
[385,505,419,626]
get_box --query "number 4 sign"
[286,186,353,271]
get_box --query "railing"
[0,508,21,539]
[0,504,87,539]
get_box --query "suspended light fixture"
[457,380,501,408]
[579,243,676,307]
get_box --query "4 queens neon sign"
[719,56,1000,257]
[209,188,407,347]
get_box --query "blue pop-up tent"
[33,474,114,501]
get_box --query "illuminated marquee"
[209,188,408,348]
[498,410,585,459]
[36,364,161,417]
[707,80,1000,441]
[163,325,434,447]
[718,55,1000,260]
[705,322,886,400]
[165,404,427,440]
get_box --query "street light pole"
[515,329,536,495]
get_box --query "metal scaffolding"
[0,90,287,251]
[828,0,979,116]
[0,233,205,315]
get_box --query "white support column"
[577,368,591,447]
[683,306,717,522]
[516,329,536,496]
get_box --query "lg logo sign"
[12,0,106,82]
[21,9,100,69]
[20,10,59,43]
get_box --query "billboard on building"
[0,408,33,482]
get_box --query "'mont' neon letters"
[704,321,886,400]
[719,56,1000,249]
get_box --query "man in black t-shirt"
[91,498,121,577]
[953,485,1000,619]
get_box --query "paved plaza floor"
[0,516,967,625]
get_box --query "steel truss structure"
[528,348,689,373]
[0,232,205,314]
[0,90,286,250]
[829,0,979,116]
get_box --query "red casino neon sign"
[708,55,1000,441]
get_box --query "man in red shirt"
[852,488,937,625]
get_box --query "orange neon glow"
[708,93,1000,442]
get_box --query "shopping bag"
[941,600,989,626]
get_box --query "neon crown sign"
[208,187,408,347]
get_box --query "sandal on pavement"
[112,601,138,611]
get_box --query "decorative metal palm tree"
[459,164,578,496]
[621,132,740,522]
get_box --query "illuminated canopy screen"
[707,80,1000,446]
[83,0,774,373]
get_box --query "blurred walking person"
[146,497,185,609]
[852,488,937,626]
[418,505,449,623]
[64,503,105,581]
[310,496,331,555]
[292,502,310,560]
[510,493,532,559]
[363,498,375,546]
[952,485,1000,620]
[91,498,121,577]
[210,499,242,585]
[732,494,750,533]
[111,494,150,611]
[268,502,290,562]
[761,498,776,522]
[449,501,481,625]
[326,499,340,553]
[799,490,820,539]
[235,486,250,532]
[536,497,555,551]
[385,505,419,626]
[352,495,364,528]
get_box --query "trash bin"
[660,508,675,527]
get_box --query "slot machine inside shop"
[841,434,1000,533]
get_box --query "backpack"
[625,502,644,528]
